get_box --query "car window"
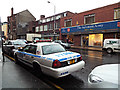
[42,44,66,55]
[23,45,37,54]
[23,45,31,52]
[29,45,37,54]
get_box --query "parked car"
[14,42,85,78]
[3,40,27,57]
[88,64,120,88]
[16,39,28,44]
[53,40,71,49]
[103,39,120,54]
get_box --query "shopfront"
[61,20,120,47]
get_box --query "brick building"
[7,8,36,40]
[33,11,74,40]
[60,2,120,47]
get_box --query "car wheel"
[107,48,113,54]
[33,63,42,76]
[14,55,19,64]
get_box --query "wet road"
[1,48,120,89]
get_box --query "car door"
[23,45,37,66]
[17,45,31,63]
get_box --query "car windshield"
[42,44,66,55]
[13,40,26,45]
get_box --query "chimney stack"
[11,7,13,16]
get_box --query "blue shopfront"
[61,20,120,47]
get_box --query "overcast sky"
[0,0,120,22]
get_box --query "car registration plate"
[68,59,75,64]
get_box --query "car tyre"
[33,63,43,76]
[14,55,19,64]
[107,48,113,54]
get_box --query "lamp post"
[47,1,56,40]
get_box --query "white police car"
[14,42,85,78]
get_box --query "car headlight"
[89,74,103,83]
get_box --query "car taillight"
[77,56,82,62]
[52,60,61,68]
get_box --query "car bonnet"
[90,64,119,85]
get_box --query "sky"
[0,0,120,22]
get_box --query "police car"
[14,42,85,78]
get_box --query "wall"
[60,3,119,28]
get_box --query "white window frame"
[56,15,61,20]
[40,25,43,31]
[114,8,120,19]
[35,26,39,32]
[64,19,72,27]
[44,25,47,31]
[84,14,95,24]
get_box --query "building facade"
[2,22,8,40]
[7,8,36,40]
[60,2,120,47]
[34,11,74,40]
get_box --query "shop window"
[84,14,95,24]
[89,34,103,47]
[64,19,72,27]
[114,8,120,19]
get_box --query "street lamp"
[47,1,56,40]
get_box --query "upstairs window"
[64,19,72,27]
[40,26,43,31]
[48,23,53,30]
[114,8,120,19]
[56,15,61,20]
[35,26,39,32]
[55,21,60,29]
[84,14,95,24]
[44,25,48,31]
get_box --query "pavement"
[0,48,51,89]
[71,45,103,52]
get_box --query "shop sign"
[61,20,120,34]
[117,22,120,27]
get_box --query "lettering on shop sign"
[77,24,104,30]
